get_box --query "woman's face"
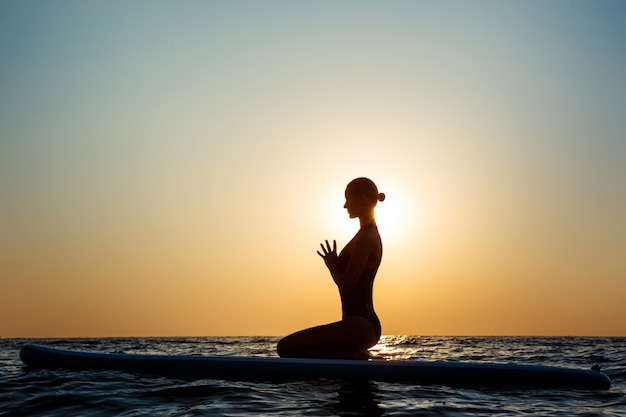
[343,189,367,218]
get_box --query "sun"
[373,186,410,243]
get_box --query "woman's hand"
[317,239,338,273]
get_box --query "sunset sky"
[1,1,625,338]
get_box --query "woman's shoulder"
[360,224,379,235]
[355,226,380,245]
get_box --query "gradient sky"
[1,1,625,338]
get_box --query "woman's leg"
[277,316,378,359]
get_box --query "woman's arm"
[318,233,376,292]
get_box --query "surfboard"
[19,344,610,389]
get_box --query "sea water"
[1,336,625,416]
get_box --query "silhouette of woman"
[277,177,385,359]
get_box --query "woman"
[277,177,385,359]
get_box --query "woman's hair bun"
[377,192,386,202]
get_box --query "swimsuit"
[336,226,382,340]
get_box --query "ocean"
[1,336,624,416]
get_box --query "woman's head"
[344,177,385,218]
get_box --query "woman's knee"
[276,336,291,357]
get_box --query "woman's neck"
[359,214,376,229]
